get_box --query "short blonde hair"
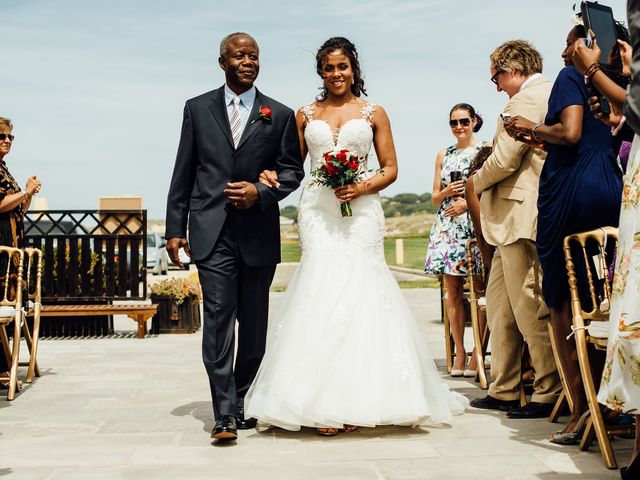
[0,116,12,130]
[490,40,543,76]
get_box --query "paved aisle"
[0,288,631,479]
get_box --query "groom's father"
[165,32,304,441]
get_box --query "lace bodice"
[300,102,376,170]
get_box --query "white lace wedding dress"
[244,102,468,430]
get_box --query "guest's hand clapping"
[25,176,41,196]
[443,197,467,217]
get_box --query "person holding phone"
[505,21,628,444]
[470,40,562,420]
[425,103,484,377]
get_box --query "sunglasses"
[449,118,471,128]
[0,134,14,141]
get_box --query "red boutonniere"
[251,105,272,124]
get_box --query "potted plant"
[149,273,202,334]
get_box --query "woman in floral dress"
[425,103,484,377]
[598,136,640,476]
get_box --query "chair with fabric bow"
[21,247,43,383]
[466,239,490,389]
[563,226,633,469]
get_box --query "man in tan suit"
[470,40,561,418]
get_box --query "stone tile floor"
[0,285,633,479]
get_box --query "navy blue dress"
[537,66,622,309]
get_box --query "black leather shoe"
[211,415,237,440]
[470,395,519,411]
[506,401,555,419]
[236,406,258,430]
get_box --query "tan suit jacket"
[473,75,551,246]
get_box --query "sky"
[2,0,628,219]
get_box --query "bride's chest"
[304,119,373,154]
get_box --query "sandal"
[342,424,359,432]
[317,427,339,436]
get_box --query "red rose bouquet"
[309,148,367,217]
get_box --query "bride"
[245,37,467,435]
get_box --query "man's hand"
[224,181,259,209]
[444,197,467,217]
[258,170,279,188]
[166,237,190,269]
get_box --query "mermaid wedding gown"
[245,102,468,429]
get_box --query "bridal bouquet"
[309,148,367,217]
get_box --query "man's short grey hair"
[219,32,258,57]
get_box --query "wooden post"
[395,238,404,265]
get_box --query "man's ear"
[218,56,226,70]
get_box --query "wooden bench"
[28,304,157,339]
[24,209,154,338]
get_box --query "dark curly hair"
[315,37,367,101]
[450,103,483,133]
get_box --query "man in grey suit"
[165,32,304,441]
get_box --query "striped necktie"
[229,96,242,148]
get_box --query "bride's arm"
[295,109,309,162]
[258,109,310,187]
[335,106,398,203]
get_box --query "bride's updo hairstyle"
[449,103,483,133]
[316,37,367,101]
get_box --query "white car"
[147,232,169,275]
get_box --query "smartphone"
[449,171,464,197]
[500,112,511,123]
[581,1,617,115]
[581,1,617,66]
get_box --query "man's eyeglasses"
[0,134,14,141]
[449,118,471,128]
[491,71,503,85]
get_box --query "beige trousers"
[486,239,561,403]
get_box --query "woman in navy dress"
[507,23,626,443]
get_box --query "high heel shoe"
[549,410,590,445]
[463,368,477,378]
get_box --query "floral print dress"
[598,135,640,412]
[424,144,482,276]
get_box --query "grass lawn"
[276,235,436,291]
[282,236,427,270]
[384,236,427,270]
